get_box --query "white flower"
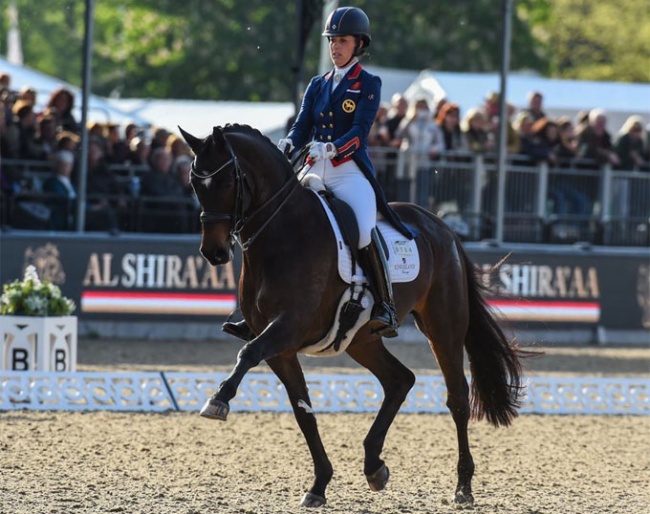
[25,295,47,315]
[24,265,41,286]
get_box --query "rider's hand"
[277,138,294,156]
[308,142,337,162]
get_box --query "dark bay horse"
[180,124,525,508]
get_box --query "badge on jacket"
[342,99,356,113]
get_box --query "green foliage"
[1,0,647,102]
[533,0,650,82]
[1,266,76,317]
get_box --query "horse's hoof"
[454,490,474,505]
[366,463,390,492]
[300,492,326,508]
[199,399,229,421]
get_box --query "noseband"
[190,133,299,251]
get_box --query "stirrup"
[368,303,398,338]
[222,320,255,342]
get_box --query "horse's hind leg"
[412,306,475,505]
[346,335,416,492]
[266,354,333,508]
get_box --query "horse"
[179,124,525,508]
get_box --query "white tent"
[107,98,295,142]
[0,56,148,127]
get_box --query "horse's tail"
[457,241,525,427]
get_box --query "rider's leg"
[324,162,398,338]
[357,229,398,338]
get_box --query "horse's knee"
[237,343,262,367]
[394,368,416,399]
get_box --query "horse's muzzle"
[200,244,233,266]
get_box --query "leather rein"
[190,134,300,251]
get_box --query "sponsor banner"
[488,300,600,323]
[0,235,239,320]
[81,291,237,315]
[0,234,647,330]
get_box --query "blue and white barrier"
[1,372,648,416]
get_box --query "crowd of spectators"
[1,68,649,235]
[0,72,198,233]
[368,89,650,172]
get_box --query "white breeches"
[307,159,376,248]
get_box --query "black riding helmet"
[322,6,371,57]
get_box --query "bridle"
[190,133,299,251]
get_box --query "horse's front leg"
[346,335,415,492]
[200,316,302,421]
[266,354,333,508]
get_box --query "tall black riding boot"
[222,319,255,342]
[358,230,398,338]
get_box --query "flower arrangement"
[1,265,76,316]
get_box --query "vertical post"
[319,0,339,74]
[537,161,549,218]
[495,0,513,242]
[76,0,94,233]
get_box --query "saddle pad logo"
[342,99,356,113]
[392,241,414,256]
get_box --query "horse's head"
[180,125,243,266]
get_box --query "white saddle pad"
[312,190,420,284]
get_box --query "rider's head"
[322,6,371,65]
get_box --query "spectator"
[35,113,58,161]
[368,102,391,148]
[555,117,578,164]
[85,138,123,232]
[385,93,408,147]
[435,102,467,152]
[127,136,150,165]
[522,91,546,121]
[615,115,647,171]
[573,110,590,139]
[105,123,130,164]
[17,86,37,108]
[173,154,200,228]
[577,109,620,167]
[165,133,192,163]
[523,117,558,166]
[46,88,80,133]
[149,127,170,154]
[513,111,535,159]
[13,101,44,160]
[483,91,499,120]
[433,97,448,121]
[56,131,80,153]
[461,108,493,153]
[397,98,444,159]
[0,98,19,159]
[42,150,76,230]
[139,147,189,232]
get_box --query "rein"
[191,133,299,251]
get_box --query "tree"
[521,0,650,82]
[1,0,646,103]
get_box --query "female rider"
[224,6,411,341]
[281,6,414,338]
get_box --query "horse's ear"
[212,126,227,147]
[178,126,202,153]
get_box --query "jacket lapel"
[330,63,362,104]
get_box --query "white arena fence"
[1,371,648,416]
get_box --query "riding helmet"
[322,7,371,51]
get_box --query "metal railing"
[2,153,649,246]
[369,146,649,246]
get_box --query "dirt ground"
[1,338,649,514]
